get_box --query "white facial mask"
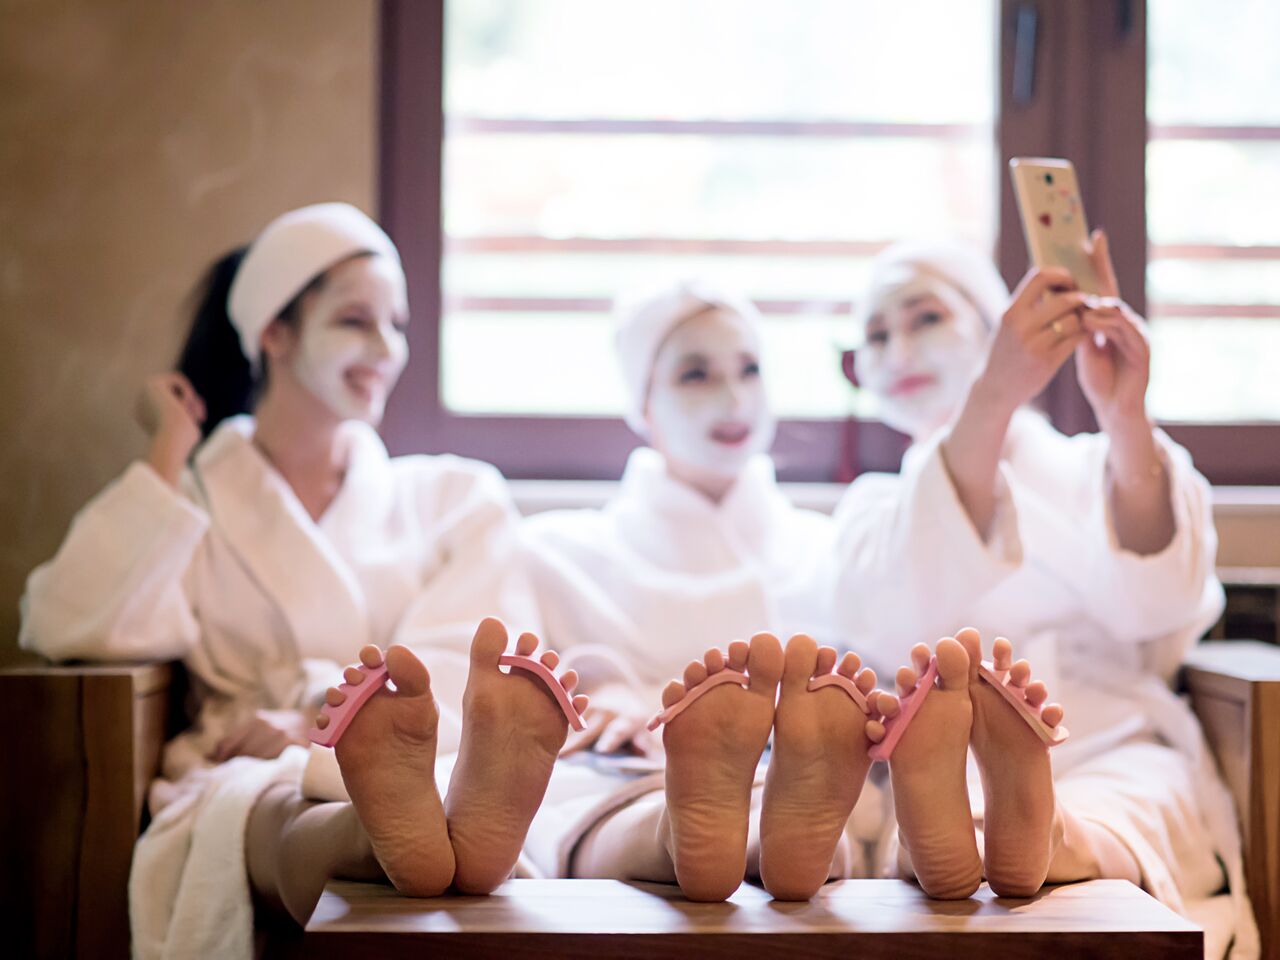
[290,257,409,424]
[645,308,776,480]
[855,278,989,438]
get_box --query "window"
[381,0,1280,483]
[1146,0,1280,423]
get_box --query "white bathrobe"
[518,447,888,878]
[20,415,538,960]
[832,408,1257,959]
[522,446,839,702]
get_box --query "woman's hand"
[1075,230,1152,433]
[971,267,1090,416]
[209,708,311,763]
[136,372,206,487]
[559,683,657,758]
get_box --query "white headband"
[226,202,401,368]
[854,240,1010,335]
[613,279,763,435]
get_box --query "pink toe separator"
[645,669,750,731]
[977,661,1069,746]
[498,654,587,732]
[308,663,389,748]
[806,673,870,714]
[867,656,939,763]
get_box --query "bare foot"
[956,627,1064,897]
[660,632,784,902]
[760,636,878,900]
[331,644,455,897]
[444,618,589,894]
[871,638,981,899]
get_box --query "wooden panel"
[306,878,1200,959]
[0,663,173,960]
[1184,641,1280,960]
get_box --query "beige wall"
[0,0,378,664]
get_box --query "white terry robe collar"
[616,446,788,567]
[191,416,381,664]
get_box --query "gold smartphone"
[1009,157,1101,293]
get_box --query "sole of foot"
[957,627,1063,897]
[332,644,455,897]
[875,638,982,900]
[444,618,589,895]
[760,635,879,900]
[662,632,784,902]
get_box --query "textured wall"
[0,0,378,663]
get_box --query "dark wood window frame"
[379,0,1280,485]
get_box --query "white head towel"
[227,202,401,368]
[854,240,1010,335]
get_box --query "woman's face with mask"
[270,254,410,425]
[644,306,776,483]
[854,277,989,439]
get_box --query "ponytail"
[177,246,251,438]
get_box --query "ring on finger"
[1051,319,1065,336]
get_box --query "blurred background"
[3,0,1279,662]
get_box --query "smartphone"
[1009,157,1101,293]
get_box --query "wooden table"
[305,877,1202,959]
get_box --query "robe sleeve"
[830,430,1023,672]
[19,461,208,662]
[1080,428,1224,662]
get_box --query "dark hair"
[176,248,371,439]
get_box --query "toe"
[865,718,886,743]
[661,680,687,708]
[683,660,709,688]
[385,645,431,697]
[896,665,919,697]
[1009,660,1032,688]
[727,640,750,672]
[539,650,560,671]
[954,627,983,682]
[358,645,384,669]
[815,645,838,676]
[782,633,818,689]
[875,691,901,718]
[325,687,347,706]
[572,694,590,715]
[855,668,877,694]
[837,651,861,678]
[910,643,932,675]
[993,637,1014,672]
[1024,681,1048,708]
[470,617,509,668]
[315,713,330,729]
[747,632,786,691]
[704,647,725,674]
[344,666,365,685]
[934,637,971,691]
[516,631,539,657]
[559,669,579,692]
[1041,703,1064,727]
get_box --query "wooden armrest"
[1182,641,1280,960]
[0,661,178,960]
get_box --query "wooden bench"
[4,641,1280,958]
[303,877,1201,959]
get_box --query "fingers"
[1010,267,1077,310]
[560,710,611,757]
[1088,229,1120,297]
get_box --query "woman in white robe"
[20,203,537,959]
[519,281,883,882]
[834,236,1257,958]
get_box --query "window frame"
[378,0,1280,484]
